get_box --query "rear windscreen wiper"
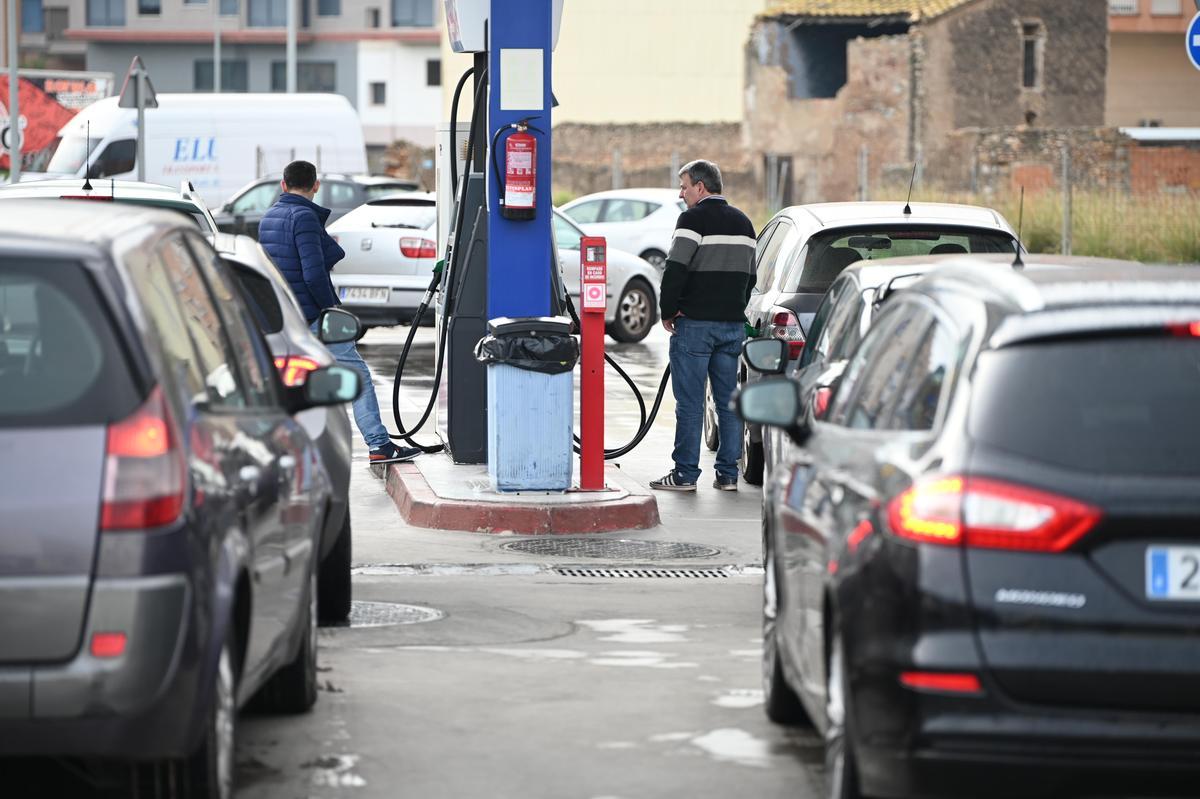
[371,222,421,229]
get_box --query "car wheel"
[640,248,667,269]
[826,632,865,799]
[763,529,810,725]
[256,569,318,714]
[607,279,655,343]
[318,508,352,625]
[703,381,719,452]
[185,639,237,799]
[741,424,764,486]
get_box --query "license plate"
[1145,546,1200,601]
[340,287,389,303]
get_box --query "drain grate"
[501,538,720,560]
[553,566,730,579]
[349,601,444,628]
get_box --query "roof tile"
[761,0,976,21]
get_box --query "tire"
[185,640,237,799]
[826,632,866,799]
[640,248,667,270]
[741,423,765,486]
[318,508,352,625]
[257,569,318,714]
[763,531,810,725]
[703,381,719,452]
[607,279,655,343]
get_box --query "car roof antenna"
[901,162,917,216]
[1012,185,1026,270]
[82,121,93,191]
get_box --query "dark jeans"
[668,317,744,482]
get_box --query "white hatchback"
[560,188,686,271]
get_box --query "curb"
[383,463,661,534]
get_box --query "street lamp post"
[286,0,296,92]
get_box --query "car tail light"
[101,386,185,531]
[813,386,832,419]
[400,237,437,258]
[886,475,1101,552]
[90,632,127,658]
[1166,321,1200,337]
[59,194,114,201]
[899,671,983,695]
[274,355,320,387]
[766,309,805,359]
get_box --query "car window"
[884,319,957,431]
[800,277,850,369]
[764,222,804,293]
[826,289,872,363]
[789,226,1017,293]
[340,203,437,231]
[969,336,1200,476]
[677,201,687,212]
[154,236,246,408]
[565,200,603,225]
[228,261,285,335]
[553,214,583,251]
[826,310,901,426]
[184,234,276,407]
[754,221,786,292]
[316,181,359,209]
[602,199,654,223]
[0,258,137,424]
[231,182,280,215]
[363,183,420,200]
[844,307,933,430]
[93,139,136,178]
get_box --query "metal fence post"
[858,144,869,202]
[1061,146,1072,256]
[669,151,679,188]
[611,148,622,190]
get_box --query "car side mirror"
[285,364,361,414]
[317,308,361,344]
[742,337,788,375]
[735,377,810,444]
[220,203,232,214]
[233,214,246,234]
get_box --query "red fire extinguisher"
[493,118,543,221]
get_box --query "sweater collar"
[697,195,728,206]
[277,191,332,223]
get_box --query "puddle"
[713,689,764,709]
[576,619,690,644]
[689,728,774,768]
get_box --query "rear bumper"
[0,573,202,758]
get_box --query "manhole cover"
[500,538,720,560]
[554,566,730,579]
[349,601,444,628]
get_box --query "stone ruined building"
[744,0,1114,203]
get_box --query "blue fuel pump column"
[483,0,573,491]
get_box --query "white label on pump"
[500,49,545,110]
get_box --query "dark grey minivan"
[0,201,361,797]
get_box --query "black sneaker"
[369,442,421,464]
[650,471,697,492]
[713,476,738,492]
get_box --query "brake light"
[274,355,320,387]
[100,386,185,530]
[1166,321,1200,337]
[59,194,114,201]
[886,476,1101,552]
[899,671,983,695]
[400,237,437,258]
[90,632,127,658]
[767,308,805,358]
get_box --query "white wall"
[358,40,441,147]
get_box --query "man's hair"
[679,160,723,195]
[283,160,318,191]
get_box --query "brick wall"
[1131,146,1200,194]
[550,122,753,204]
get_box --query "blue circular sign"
[1189,12,1200,72]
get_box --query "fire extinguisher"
[491,117,544,221]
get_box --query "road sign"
[1188,12,1200,72]
[117,56,158,110]
[0,117,24,154]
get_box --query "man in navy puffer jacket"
[260,160,419,464]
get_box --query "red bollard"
[579,237,607,490]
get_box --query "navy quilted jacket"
[259,193,346,322]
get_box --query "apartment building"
[14,0,441,156]
[1106,0,1200,127]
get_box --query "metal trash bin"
[474,316,579,492]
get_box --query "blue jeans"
[309,320,390,450]
[669,317,744,483]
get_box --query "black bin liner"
[474,316,579,375]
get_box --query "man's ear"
[312,179,321,196]
[280,179,288,193]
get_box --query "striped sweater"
[659,196,757,322]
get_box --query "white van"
[30,93,368,207]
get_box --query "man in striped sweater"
[651,160,756,492]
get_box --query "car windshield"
[337,203,436,230]
[364,183,420,200]
[44,135,102,174]
[785,225,1017,293]
[969,335,1200,476]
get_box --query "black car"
[0,201,362,797]
[214,173,423,239]
[738,255,1200,799]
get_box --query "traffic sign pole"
[136,69,146,181]
[579,236,607,491]
[6,0,19,183]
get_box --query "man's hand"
[661,312,682,334]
